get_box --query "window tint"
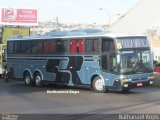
[44,40,56,53]
[85,38,100,53]
[14,41,21,53]
[56,40,64,53]
[8,39,68,54]
[21,41,31,53]
[85,39,93,53]
[32,41,43,53]
[102,38,115,52]
[7,41,14,54]
[93,39,100,52]
[44,40,68,54]
[63,40,69,52]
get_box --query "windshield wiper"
[120,68,134,74]
[133,63,152,73]
[143,66,153,72]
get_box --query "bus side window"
[70,39,77,54]
[85,39,93,53]
[93,39,100,53]
[44,41,56,53]
[32,41,43,54]
[7,41,14,54]
[85,38,100,53]
[102,38,115,52]
[63,40,69,52]
[44,41,50,53]
[14,41,21,53]
[77,39,84,53]
[21,41,31,54]
[56,40,64,53]
[50,41,56,53]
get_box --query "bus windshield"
[118,50,153,74]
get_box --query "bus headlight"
[120,78,132,83]
[124,84,128,87]
[148,76,154,80]
[149,81,153,85]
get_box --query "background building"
[110,0,160,62]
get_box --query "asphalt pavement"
[0,79,160,115]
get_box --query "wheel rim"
[25,76,30,84]
[35,76,41,86]
[95,78,104,91]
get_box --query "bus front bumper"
[121,80,153,91]
[108,80,154,91]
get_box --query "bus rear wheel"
[34,73,43,87]
[92,76,106,93]
[24,72,33,86]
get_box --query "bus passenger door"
[108,53,117,73]
[69,39,84,85]
[101,53,108,70]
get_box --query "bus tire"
[24,72,34,86]
[92,76,106,93]
[34,73,43,87]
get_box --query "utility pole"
[55,17,59,31]
[99,8,110,27]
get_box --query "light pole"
[99,8,120,27]
[99,8,111,27]
[55,17,60,31]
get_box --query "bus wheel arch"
[91,75,106,93]
[23,70,34,86]
[33,71,43,87]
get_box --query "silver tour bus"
[6,31,154,92]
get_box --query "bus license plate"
[137,83,143,87]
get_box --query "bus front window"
[119,50,153,74]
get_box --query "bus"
[6,31,154,92]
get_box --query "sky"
[0,0,140,24]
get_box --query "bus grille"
[132,77,147,81]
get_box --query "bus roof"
[7,29,147,41]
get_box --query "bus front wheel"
[34,73,43,87]
[92,76,106,93]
